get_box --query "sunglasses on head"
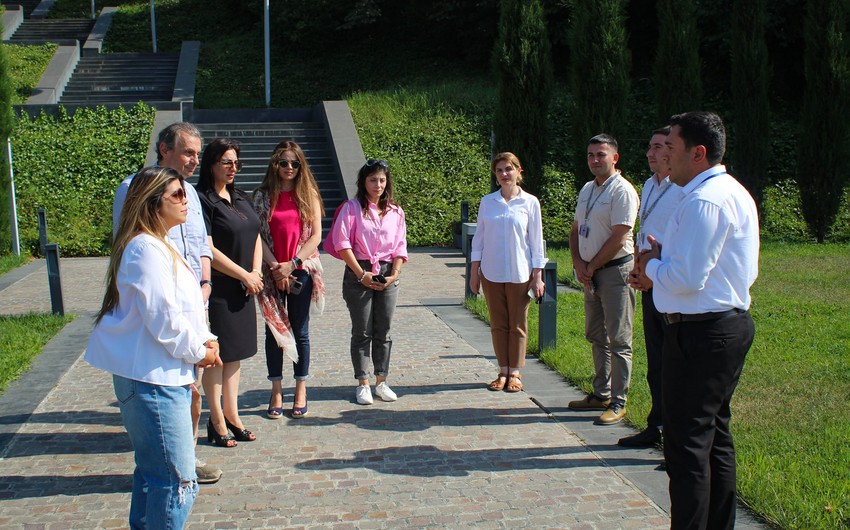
[366,158,388,169]
[276,159,301,169]
[164,187,187,204]
[218,159,244,171]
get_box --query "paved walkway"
[0,249,766,529]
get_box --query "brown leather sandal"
[487,374,508,391]
[505,373,523,393]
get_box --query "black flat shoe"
[224,417,256,442]
[206,419,237,448]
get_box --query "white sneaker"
[375,382,398,402]
[356,384,373,405]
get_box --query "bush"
[11,104,155,256]
[2,43,56,105]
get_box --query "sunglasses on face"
[276,159,301,169]
[164,187,187,204]
[218,159,244,171]
[366,158,388,169]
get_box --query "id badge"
[579,224,590,238]
[637,230,646,249]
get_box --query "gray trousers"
[583,262,635,406]
[342,262,399,380]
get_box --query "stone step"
[9,19,95,43]
[0,0,41,17]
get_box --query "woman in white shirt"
[86,167,220,529]
[469,152,547,393]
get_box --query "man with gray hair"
[112,122,220,484]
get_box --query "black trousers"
[642,288,665,428]
[662,311,755,530]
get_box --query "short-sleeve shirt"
[573,173,639,262]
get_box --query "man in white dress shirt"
[112,123,221,484]
[618,126,683,448]
[568,134,639,426]
[638,111,758,529]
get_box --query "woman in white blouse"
[469,152,547,393]
[86,167,221,529]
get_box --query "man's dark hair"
[668,112,726,165]
[588,133,618,151]
[652,125,672,137]
[156,122,202,162]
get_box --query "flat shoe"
[266,407,284,419]
[487,375,507,391]
[505,373,523,393]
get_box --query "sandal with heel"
[223,417,256,442]
[207,419,237,448]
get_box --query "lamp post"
[264,0,271,106]
[150,0,157,53]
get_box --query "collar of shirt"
[682,165,727,195]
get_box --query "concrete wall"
[82,6,117,57]
[2,5,23,40]
[316,100,365,201]
[26,44,79,105]
[173,41,200,122]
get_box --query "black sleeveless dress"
[199,187,261,363]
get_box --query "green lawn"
[0,253,30,276]
[0,313,74,394]
[466,242,850,529]
[2,42,57,104]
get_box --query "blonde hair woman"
[253,140,325,419]
[86,167,221,528]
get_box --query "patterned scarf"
[253,189,325,363]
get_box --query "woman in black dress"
[197,138,263,447]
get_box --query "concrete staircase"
[8,18,94,45]
[193,119,347,229]
[0,0,41,18]
[59,52,179,105]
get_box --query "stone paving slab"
[0,249,675,529]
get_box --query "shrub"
[11,104,155,256]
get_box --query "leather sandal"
[505,373,523,393]
[487,374,508,391]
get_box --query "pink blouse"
[268,190,301,264]
[331,199,408,274]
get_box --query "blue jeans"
[113,375,198,530]
[265,269,312,381]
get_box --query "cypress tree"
[731,0,770,214]
[492,0,553,196]
[797,0,850,243]
[0,40,15,253]
[654,0,702,122]
[569,0,630,191]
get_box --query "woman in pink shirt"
[253,141,325,419]
[330,159,408,405]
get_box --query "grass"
[0,313,74,395]
[0,253,30,276]
[3,43,57,104]
[466,242,850,529]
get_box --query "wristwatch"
[292,256,303,268]
[200,280,213,287]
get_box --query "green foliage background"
[11,104,155,256]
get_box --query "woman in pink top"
[330,159,408,405]
[253,141,325,419]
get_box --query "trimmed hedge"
[11,104,155,256]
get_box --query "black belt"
[598,255,633,270]
[663,308,745,325]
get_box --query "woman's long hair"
[97,167,185,323]
[254,140,323,223]
[197,138,241,195]
[355,159,397,216]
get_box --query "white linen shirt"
[645,165,759,314]
[85,233,216,386]
[471,189,548,283]
[573,173,639,262]
[635,174,683,251]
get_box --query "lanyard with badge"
[579,175,615,238]
[637,179,672,249]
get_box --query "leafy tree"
[492,0,553,195]
[654,0,702,122]
[0,40,15,253]
[569,0,630,191]
[731,0,770,213]
[797,0,850,242]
